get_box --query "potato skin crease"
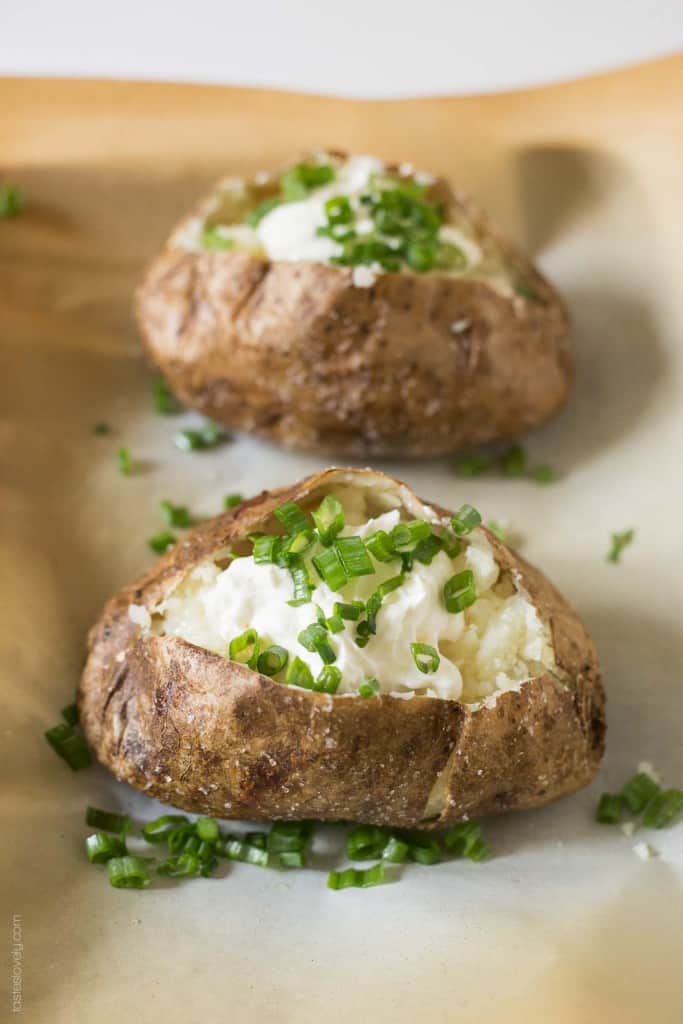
[135,169,573,457]
[78,469,605,829]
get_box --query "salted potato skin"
[78,470,605,829]
[135,165,572,457]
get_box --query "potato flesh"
[154,492,555,703]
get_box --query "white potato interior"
[149,482,555,704]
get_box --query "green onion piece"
[44,723,91,770]
[152,375,181,414]
[267,821,313,856]
[245,832,268,849]
[335,536,375,577]
[288,561,314,606]
[486,521,508,542]
[107,855,151,889]
[251,533,279,564]
[117,446,133,475]
[443,570,476,613]
[501,443,527,477]
[410,642,440,674]
[148,530,176,554]
[358,677,380,699]
[278,851,305,869]
[201,225,235,251]
[334,600,364,621]
[245,196,282,226]
[195,817,220,842]
[160,499,194,528]
[514,282,538,300]
[443,822,489,861]
[312,546,348,592]
[405,240,436,272]
[607,528,635,564]
[412,533,443,565]
[229,628,259,668]
[92,421,110,435]
[407,835,441,865]
[167,824,196,854]
[174,423,229,451]
[61,703,79,726]
[327,863,386,890]
[284,529,315,558]
[346,826,389,860]
[441,531,462,558]
[0,183,24,218]
[450,504,482,535]
[377,575,405,600]
[86,832,127,863]
[142,815,190,843]
[454,453,492,477]
[257,645,289,677]
[324,195,354,225]
[532,465,556,484]
[436,241,467,270]
[157,852,202,878]
[389,520,432,552]
[326,613,345,634]
[274,501,311,536]
[620,773,661,814]
[217,837,269,867]
[642,789,683,829]
[280,162,335,201]
[286,656,315,690]
[595,793,624,824]
[85,806,130,834]
[315,665,342,694]
[382,836,410,863]
[312,495,345,545]
[224,492,244,510]
[365,530,397,563]
[298,623,336,664]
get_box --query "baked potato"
[79,469,604,828]
[136,152,572,457]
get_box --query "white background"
[2,0,682,96]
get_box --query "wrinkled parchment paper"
[1,57,682,1023]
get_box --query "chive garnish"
[92,421,110,435]
[174,423,229,452]
[334,600,364,621]
[142,815,190,843]
[335,536,375,577]
[364,530,396,563]
[501,443,527,477]
[44,722,91,770]
[117,446,133,475]
[454,453,491,477]
[358,678,380,698]
[229,629,259,667]
[286,656,314,690]
[412,533,443,565]
[312,495,345,545]
[327,863,386,890]
[596,793,624,824]
[642,790,683,829]
[160,500,194,528]
[0,183,24,218]
[346,826,389,860]
[389,520,432,552]
[280,162,335,201]
[148,530,176,554]
[257,645,289,677]
[312,546,347,592]
[61,703,79,726]
[298,623,336,664]
[410,642,440,674]
[443,822,489,861]
[274,501,311,536]
[245,196,282,227]
[217,837,269,867]
[86,833,128,863]
[443,570,476,613]
[224,493,244,510]
[315,665,342,694]
[288,561,314,606]
[85,807,131,834]
[407,835,441,865]
[107,855,152,889]
[450,504,482,536]
[152,375,181,414]
[201,226,235,251]
[607,529,634,564]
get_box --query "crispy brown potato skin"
[79,469,605,829]
[136,172,572,457]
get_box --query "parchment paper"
[1,56,682,1023]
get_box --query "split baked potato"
[79,469,604,828]
[136,152,572,456]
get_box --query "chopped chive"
[284,529,315,558]
[365,530,397,563]
[152,375,181,414]
[485,521,508,542]
[157,852,202,878]
[86,832,128,863]
[224,493,244,510]
[382,836,410,863]
[267,822,312,862]
[450,504,482,535]
[288,561,314,606]
[107,855,151,889]
[334,600,364,621]
[607,528,634,564]
[167,824,196,854]
[286,656,315,690]
[196,817,220,842]
[0,183,24,218]
[257,645,289,676]
[315,665,342,694]
[229,628,259,667]
[389,520,432,552]
[346,825,388,860]
[358,677,380,698]
[443,822,489,861]
[245,196,282,226]
[327,862,386,890]
[92,421,110,435]
[117,446,133,475]
[407,835,441,865]
[335,536,375,577]
[642,789,683,829]
[201,225,235,251]
[160,500,194,528]
[298,623,336,664]
[274,501,311,536]
[454,453,492,478]
[326,614,345,634]
[312,546,347,592]
[620,773,661,814]
[312,495,345,545]
[148,530,176,554]
[413,533,443,565]
[278,850,305,868]
[217,837,270,867]
[595,793,623,824]
[61,703,79,726]
[142,815,190,843]
[85,807,130,833]
[174,423,229,452]
[443,570,476,613]
[410,642,440,674]
[501,443,527,477]
[324,195,354,225]
[514,282,538,300]
[44,722,91,770]
[532,464,556,484]
[280,162,335,201]
[251,533,279,564]
[441,531,462,558]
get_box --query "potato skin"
[136,174,572,457]
[79,469,604,828]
